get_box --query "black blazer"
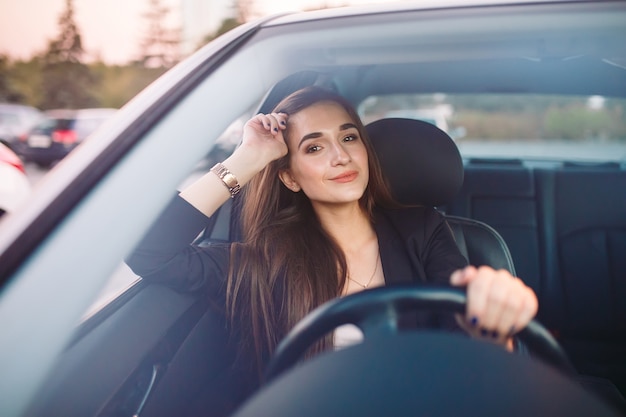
[126,196,472,414]
[127,196,468,295]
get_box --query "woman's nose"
[330,143,351,165]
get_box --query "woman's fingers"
[509,282,538,333]
[475,268,513,336]
[451,265,538,347]
[490,277,527,336]
[273,112,288,130]
[252,112,288,136]
[450,265,476,286]
[240,113,290,163]
[465,267,500,338]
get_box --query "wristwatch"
[210,162,241,198]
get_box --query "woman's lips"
[330,171,358,183]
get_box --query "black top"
[127,196,468,296]
[125,195,470,414]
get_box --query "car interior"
[6,2,625,416]
[367,117,517,275]
[447,140,626,392]
[23,84,626,416]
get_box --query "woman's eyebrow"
[339,123,358,131]
[298,123,358,149]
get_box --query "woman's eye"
[343,134,358,142]
[306,145,322,153]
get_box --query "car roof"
[43,108,118,119]
[265,0,592,23]
[0,103,41,114]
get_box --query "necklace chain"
[347,251,380,289]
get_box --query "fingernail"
[469,316,479,327]
[280,121,286,126]
[273,127,278,132]
[480,328,489,337]
[508,326,516,337]
[491,330,499,339]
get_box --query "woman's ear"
[278,169,301,192]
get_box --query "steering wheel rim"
[264,285,576,382]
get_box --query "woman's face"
[279,101,369,209]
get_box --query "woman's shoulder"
[376,204,445,224]
[374,205,450,242]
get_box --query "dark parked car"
[0,103,43,149]
[0,1,625,416]
[12,108,117,166]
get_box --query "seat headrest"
[366,118,464,207]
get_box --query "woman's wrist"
[210,163,241,198]
[221,144,270,186]
[178,140,277,217]
[178,146,257,216]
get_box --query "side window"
[0,112,19,127]
[33,118,58,135]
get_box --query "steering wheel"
[264,285,576,382]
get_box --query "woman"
[127,86,537,411]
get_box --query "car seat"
[366,118,516,275]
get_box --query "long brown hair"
[226,86,397,378]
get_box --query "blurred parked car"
[0,103,43,149]
[0,142,30,217]
[12,108,117,167]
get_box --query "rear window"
[54,119,74,130]
[33,118,73,132]
[0,112,20,127]
[359,94,626,163]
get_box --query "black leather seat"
[366,118,516,275]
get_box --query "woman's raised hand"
[179,112,289,217]
[239,112,289,166]
[450,265,538,350]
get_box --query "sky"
[0,0,382,65]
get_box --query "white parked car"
[0,142,30,217]
[0,103,43,149]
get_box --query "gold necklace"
[347,251,380,289]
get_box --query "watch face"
[223,173,238,189]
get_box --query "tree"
[0,55,24,103]
[137,0,181,68]
[201,18,241,46]
[90,63,166,108]
[45,0,84,64]
[5,58,44,106]
[39,0,97,109]
[197,1,254,50]
[234,0,256,24]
